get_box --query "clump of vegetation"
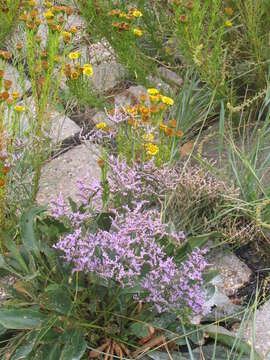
[0,0,270,359]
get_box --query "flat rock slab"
[208,250,252,297]
[16,97,81,144]
[88,40,114,65]
[91,60,126,93]
[36,143,101,207]
[245,300,270,359]
[114,85,149,107]
[157,66,183,87]
[0,61,31,94]
[50,111,81,143]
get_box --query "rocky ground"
[1,5,270,359]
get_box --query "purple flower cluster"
[142,247,208,314]
[54,202,207,315]
[75,156,182,210]
[50,192,89,227]
[107,156,182,199]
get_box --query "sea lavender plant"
[54,202,207,316]
[75,155,182,211]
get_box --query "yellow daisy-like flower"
[70,26,78,34]
[161,96,174,106]
[149,95,160,103]
[133,10,143,17]
[142,133,154,142]
[14,105,25,113]
[145,143,159,156]
[68,51,81,60]
[62,31,71,38]
[147,88,159,95]
[45,1,53,7]
[224,7,233,16]
[44,10,54,18]
[12,91,20,100]
[225,20,232,27]
[83,64,93,77]
[96,122,107,130]
[133,28,143,37]
[159,123,168,132]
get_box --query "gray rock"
[147,75,172,94]
[0,61,31,94]
[245,300,270,358]
[91,60,126,93]
[158,67,183,87]
[49,111,81,143]
[15,97,81,144]
[88,40,115,65]
[36,143,101,207]
[208,250,252,297]
[114,85,149,107]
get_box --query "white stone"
[91,60,126,93]
[208,250,252,297]
[245,300,270,358]
[36,143,101,206]
[158,66,183,87]
[0,61,31,94]
[50,111,81,143]
[8,97,81,144]
[114,85,149,107]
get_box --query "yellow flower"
[96,122,107,129]
[142,133,154,142]
[12,91,20,100]
[14,105,25,113]
[149,95,159,103]
[83,64,93,77]
[133,28,143,37]
[68,51,81,60]
[133,10,143,17]
[225,20,232,27]
[161,96,174,106]
[45,1,53,7]
[224,7,233,16]
[44,10,54,18]
[70,26,78,34]
[71,71,79,80]
[159,123,168,132]
[62,31,71,37]
[145,143,159,156]
[147,88,159,95]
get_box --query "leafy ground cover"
[0,0,270,359]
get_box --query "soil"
[235,239,270,305]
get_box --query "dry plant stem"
[132,335,166,358]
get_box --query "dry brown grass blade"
[104,343,112,360]
[132,335,166,358]
[89,340,111,358]
[120,343,131,357]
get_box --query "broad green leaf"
[5,241,29,274]
[0,255,8,271]
[12,331,38,360]
[33,343,61,360]
[129,322,149,338]
[0,323,6,336]
[20,207,44,256]
[0,308,47,329]
[43,286,72,314]
[205,325,263,360]
[59,330,87,360]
